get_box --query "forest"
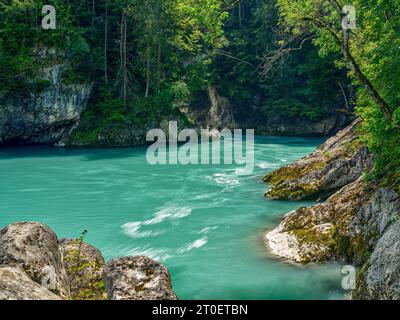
[0,0,399,188]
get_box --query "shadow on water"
[0,146,147,161]
[0,136,326,160]
[255,136,326,148]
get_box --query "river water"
[0,137,345,299]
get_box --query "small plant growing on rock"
[63,230,107,300]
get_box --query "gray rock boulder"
[59,238,106,300]
[266,178,400,300]
[0,222,70,298]
[352,189,400,300]
[263,119,373,201]
[206,86,235,130]
[0,266,61,300]
[103,256,178,300]
[353,220,400,300]
[266,179,371,264]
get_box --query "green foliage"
[65,0,227,144]
[264,99,324,121]
[276,0,400,187]
[151,81,191,114]
[63,230,106,300]
[212,0,351,122]
[358,94,400,188]
[0,0,87,98]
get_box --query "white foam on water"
[19,188,48,192]
[210,172,240,185]
[215,178,240,185]
[127,246,172,262]
[256,162,275,169]
[193,193,213,201]
[177,237,208,254]
[198,226,218,235]
[121,205,192,238]
[121,222,165,238]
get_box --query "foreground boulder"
[104,256,178,300]
[0,222,70,298]
[0,266,61,300]
[263,119,372,201]
[0,222,178,300]
[59,238,106,300]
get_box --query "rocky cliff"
[264,120,400,299]
[187,87,352,136]
[0,222,177,300]
[0,50,92,147]
[245,112,352,137]
[263,119,373,201]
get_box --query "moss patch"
[340,137,365,158]
[263,160,326,185]
[264,160,326,200]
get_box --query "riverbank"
[263,120,400,299]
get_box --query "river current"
[0,136,345,299]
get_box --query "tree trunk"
[104,0,108,85]
[238,1,242,27]
[123,13,127,109]
[92,0,96,26]
[145,44,150,98]
[341,30,393,122]
[328,0,393,122]
[119,12,128,109]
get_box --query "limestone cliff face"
[263,119,373,201]
[206,86,235,130]
[0,60,92,147]
[184,86,235,131]
[250,113,351,137]
[264,120,400,299]
[188,87,352,136]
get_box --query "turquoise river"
[0,137,345,300]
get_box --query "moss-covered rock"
[266,177,400,299]
[266,179,376,264]
[264,119,373,201]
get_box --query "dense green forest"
[274,0,400,187]
[0,0,399,186]
[0,0,351,128]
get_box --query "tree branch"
[258,35,314,81]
